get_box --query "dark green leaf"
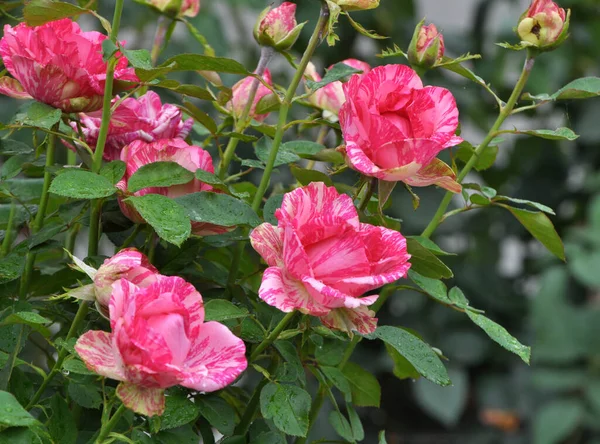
[154,81,213,101]
[466,310,531,363]
[160,54,248,74]
[260,383,311,437]
[181,101,217,135]
[365,326,450,386]
[413,368,468,426]
[160,394,200,431]
[341,362,381,407]
[121,48,152,70]
[408,270,449,303]
[62,358,94,376]
[49,170,116,199]
[274,341,305,384]
[126,194,191,246]
[456,142,498,171]
[281,141,326,157]
[128,162,194,193]
[0,390,41,427]
[509,127,579,141]
[14,102,61,130]
[67,381,102,409]
[1,312,51,338]
[306,62,363,91]
[99,160,126,185]
[495,204,565,260]
[321,366,351,399]
[385,343,420,380]
[533,399,584,444]
[0,140,33,156]
[329,411,353,442]
[0,252,26,285]
[347,405,364,441]
[290,165,333,187]
[263,194,284,225]
[204,300,249,322]
[493,197,555,214]
[406,239,453,279]
[407,236,455,256]
[48,394,77,444]
[255,138,300,167]
[197,395,237,436]
[175,192,261,227]
[24,0,87,26]
[526,77,600,101]
[448,287,469,307]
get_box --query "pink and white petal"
[375,162,423,182]
[116,382,165,416]
[345,140,388,179]
[282,226,312,280]
[191,222,235,236]
[320,305,378,336]
[421,86,461,139]
[404,158,462,193]
[181,321,247,392]
[151,275,205,331]
[250,223,284,267]
[75,330,126,381]
[259,267,328,316]
[0,77,32,99]
[443,135,464,149]
[302,276,377,310]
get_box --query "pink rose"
[517,0,567,48]
[93,249,158,315]
[250,182,411,335]
[228,69,273,123]
[73,91,193,161]
[408,23,445,68]
[75,275,247,416]
[339,64,463,192]
[0,19,138,113]
[253,2,304,51]
[117,139,231,236]
[306,59,371,119]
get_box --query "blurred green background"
[3,0,600,442]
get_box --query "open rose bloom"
[74,91,193,161]
[250,182,411,335]
[0,19,137,113]
[305,59,371,120]
[339,64,463,192]
[76,275,247,416]
[117,139,232,236]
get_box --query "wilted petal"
[320,305,378,335]
[0,76,32,99]
[404,158,462,193]
[116,382,165,416]
[75,330,126,381]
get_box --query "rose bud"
[227,69,274,123]
[253,2,305,51]
[517,0,569,50]
[75,275,247,416]
[408,21,445,69]
[331,0,380,11]
[0,19,138,113]
[305,59,371,121]
[136,0,200,18]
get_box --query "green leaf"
[180,101,217,135]
[412,368,468,427]
[321,366,352,399]
[154,81,213,101]
[159,54,248,74]
[24,0,87,26]
[385,343,420,380]
[492,196,555,214]
[160,393,200,431]
[194,170,227,189]
[204,300,249,322]
[48,394,76,444]
[306,62,363,91]
[128,162,195,193]
[99,160,126,185]
[470,194,490,206]
[495,204,565,260]
[126,194,191,246]
[263,194,284,225]
[1,312,51,338]
[281,141,326,157]
[329,411,353,442]
[49,170,116,199]
[365,326,450,386]
[448,287,469,307]
[260,383,311,437]
[466,310,531,364]
[0,390,41,427]
[175,192,261,228]
[379,430,388,444]
[508,127,579,141]
[274,341,305,384]
[67,381,102,409]
[62,358,94,376]
[408,270,449,303]
[533,399,584,444]
[407,236,455,256]
[0,251,26,285]
[197,395,236,436]
[347,405,364,441]
[526,77,600,101]
[255,138,300,167]
[121,48,152,70]
[0,140,33,156]
[456,141,498,171]
[290,165,333,187]
[14,102,61,130]
[406,238,453,279]
[341,362,381,407]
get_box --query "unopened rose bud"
[332,0,380,11]
[517,0,568,50]
[253,2,305,51]
[408,21,445,69]
[228,69,274,122]
[140,0,200,18]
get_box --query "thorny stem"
[219,46,275,178]
[421,54,536,238]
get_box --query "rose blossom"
[228,69,274,123]
[75,275,247,416]
[117,139,231,236]
[0,19,137,113]
[250,182,411,335]
[339,64,463,192]
[253,2,305,51]
[305,59,371,120]
[73,91,193,161]
[517,0,567,48]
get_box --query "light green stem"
[88,0,125,256]
[19,124,58,299]
[249,311,295,362]
[218,46,274,179]
[95,403,127,443]
[421,54,536,238]
[0,200,16,258]
[251,6,329,213]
